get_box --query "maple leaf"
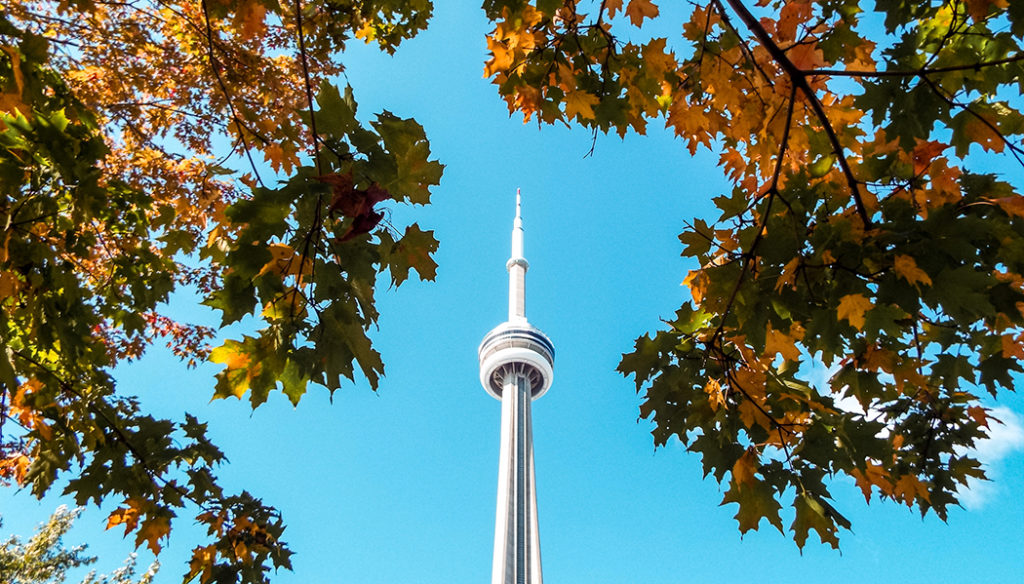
[960,115,1005,153]
[136,515,171,555]
[233,0,268,41]
[892,255,932,288]
[563,89,600,120]
[911,140,947,176]
[964,0,1009,22]
[732,448,757,486]
[625,0,659,28]
[0,46,31,118]
[787,42,826,71]
[641,38,676,78]
[385,223,439,286]
[106,498,146,535]
[791,493,843,550]
[764,324,801,362]
[777,0,812,42]
[994,196,1024,218]
[704,378,726,411]
[721,480,784,534]
[605,0,624,19]
[968,405,989,428]
[851,461,890,503]
[892,474,930,506]
[837,294,872,330]
[257,243,313,278]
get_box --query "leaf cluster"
[3,2,441,582]
[481,0,1024,547]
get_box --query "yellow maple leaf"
[210,343,251,371]
[625,0,659,27]
[0,46,31,119]
[892,254,932,288]
[186,545,218,584]
[257,243,313,278]
[837,293,872,330]
[563,89,599,120]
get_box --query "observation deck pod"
[478,321,555,400]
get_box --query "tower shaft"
[492,368,542,584]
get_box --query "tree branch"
[721,0,871,226]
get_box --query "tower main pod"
[478,191,554,584]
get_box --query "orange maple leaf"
[777,0,812,42]
[968,405,990,428]
[625,0,659,28]
[604,0,624,19]
[233,0,268,41]
[787,42,826,71]
[136,516,171,555]
[1000,334,1024,359]
[962,114,1005,153]
[732,448,758,486]
[964,0,1009,22]
[892,473,930,506]
[764,324,801,362]
[484,35,515,78]
[837,293,872,330]
[851,461,890,503]
[704,378,726,411]
[911,139,947,176]
[892,254,932,288]
[106,498,146,535]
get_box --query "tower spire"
[479,190,554,584]
[508,188,528,322]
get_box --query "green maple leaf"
[720,480,784,535]
[384,223,439,285]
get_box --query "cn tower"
[478,190,554,584]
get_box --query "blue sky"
[4,3,1024,583]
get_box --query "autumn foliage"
[481,0,1024,548]
[2,1,439,582]
[2,0,1024,580]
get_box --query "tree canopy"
[1,0,1023,580]
[1,506,158,584]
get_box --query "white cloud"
[957,406,1024,510]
